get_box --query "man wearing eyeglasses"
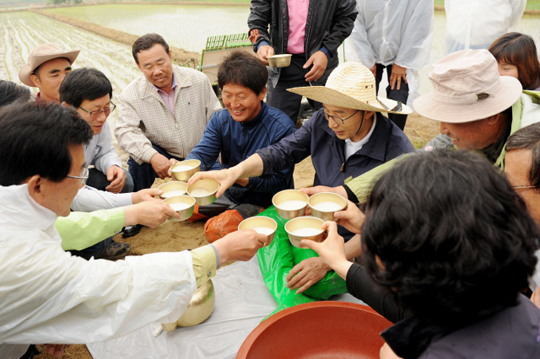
[60,68,137,259]
[60,68,133,196]
[0,102,271,359]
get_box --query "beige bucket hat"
[413,49,522,123]
[287,62,412,115]
[19,44,80,87]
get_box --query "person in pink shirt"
[248,0,357,124]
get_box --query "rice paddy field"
[0,10,139,94]
[42,4,251,53]
[37,4,540,95]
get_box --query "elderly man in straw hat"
[19,43,80,104]
[189,62,414,313]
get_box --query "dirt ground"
[34,113,439,359]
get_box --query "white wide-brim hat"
[19,43,80,87]
[287,62,412,115]
[413,49,522,123]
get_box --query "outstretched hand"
[300,185,348,199]
[132,188,163,204]
[125,201,180,227]
[213,229,271,265]
[188,167,242,199]
[333,200,365,234]
[300,221,352,279]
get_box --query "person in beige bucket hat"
[413,49,522,158]
[188,62,415,309]
[18,43,80,103]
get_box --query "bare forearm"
[233,154,265,179]
[333,260,354,280]
[329,236,361,280]
[124,205,138,226]
[344,234,362,260]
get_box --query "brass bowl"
[171,159,201,181]
[177,279,215,327]
[162,279,215,331]
[284,216,325,248]
[308,192,348,221]
[267,54,292,68]
[163,195,196,221]
[272,189,309,220]
[158,181,188,199]
[238,216,278,242]
[187,178,220,206]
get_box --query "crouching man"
[0,102,270,359]
[172,51,296,241]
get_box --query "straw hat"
[413,49,522,123]
[287,62,412,115]
[19,44,80,87]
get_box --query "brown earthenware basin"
[236,302,392,359]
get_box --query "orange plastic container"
[237,301,392,359]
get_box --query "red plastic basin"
[237,301,392,359]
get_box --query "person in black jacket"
[303,150,540,358]
[248,0,357,124]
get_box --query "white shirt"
[345,0,434,70]
[345,118,377,160]
[84,121,122,172]
[71,185,132,212]
[0,184,196,358]
[445,0,526,54]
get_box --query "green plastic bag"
[256,206,347,317]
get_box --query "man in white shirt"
[445,0,526,54]
[345,0,434,130]
[59,67,138,258]
[60,67,133,194]
[0,101,269,359]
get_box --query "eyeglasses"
[323,110,359,125]
[67,167,89,186]
[512,185,537,191]
[78,102,116,119]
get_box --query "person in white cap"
[18,43,80,104]
[305,49,537,204]
[188,62,414,313]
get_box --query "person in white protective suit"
[0,102,271,358]
[345,0,434,130]
[445,0,527,54]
